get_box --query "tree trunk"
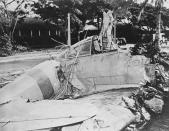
[67,13,71,46]
[155,10,161,50]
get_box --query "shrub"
[0,34,13,57]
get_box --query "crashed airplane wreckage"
[1,11,169,131]
[0,36,158,131]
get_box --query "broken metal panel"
[0,45,152,104]
[0,61,61,104]
[0,59,82,104]
[0,100,97,131]
[69,52,150,95]
[0,74,44,104]
[27,69,54,99]
[66,38,92,58]
[62,105,136,131]
[31,60,60,96]
[126,55,150,84]
[144,64,156,83]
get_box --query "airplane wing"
[0,99,97,131]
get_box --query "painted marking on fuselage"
[27,69,54,99]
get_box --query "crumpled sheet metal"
[0,60,61,104]
[144,64,156,83]
[69,54,150,95]
[0,53,151,104]
[0,99,97,131]
[62,105,136,131]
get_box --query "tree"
[31,0,113,44]
[30,0,168,47]
[154,0,167,46]
[31,0,83,42]
[136,0,167,47]
[129,4,157,31]
[0,0,33,56]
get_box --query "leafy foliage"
[0,0,169,56]
[0,0,30,56]
[128,3,169,31]
[0,34,12,56]
[31,0,135,39]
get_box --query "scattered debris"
[54,67,81,100]
[123,61,169,130]
[144,97,164,114]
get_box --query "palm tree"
[153,0,166,47]
[137,0,166,48]
[137,0,149,21]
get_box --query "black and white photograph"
[0,0,169,130]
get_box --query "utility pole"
[67,13,71,46]
[158,11,161,46]
[114,14,116,45]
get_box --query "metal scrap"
[123,62,169,130]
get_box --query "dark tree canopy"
[128,3,169,31]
